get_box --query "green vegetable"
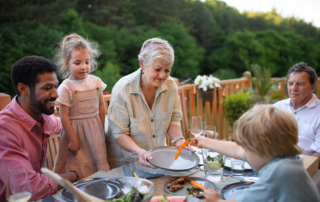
[191,185,203,191]
[186,188,193,194]
[106,186,145,202]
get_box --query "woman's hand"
[192,135,207,148]
[175,139,196,152]
[136,149,157,169]
[68,140,80,155]
[204,189,223,202]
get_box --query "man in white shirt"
[274,62,320,167]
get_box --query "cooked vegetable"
[190,181,207,191]
[182,176,207,191]
[190,186,201,196]
[174,138,191,160]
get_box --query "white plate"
[148,146,200,171]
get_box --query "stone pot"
[201,89,215,101]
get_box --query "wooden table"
[302,155,319,177]
[40,155,319,201]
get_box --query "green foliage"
[158,20,205,79]
[212,69,238,80]
[245,64,284,103]
[222,90,253,127]
[1,0,320,95]
[93,62,122,93]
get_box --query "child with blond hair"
[194,105,320,202]
[53,33,110,177]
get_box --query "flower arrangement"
[194,75,221,91]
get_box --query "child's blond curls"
[55,33,100,79]
[233,104,302,158]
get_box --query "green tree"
[224,30,264,75]
[93,62,122,93]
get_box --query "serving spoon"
[41,168,105,202]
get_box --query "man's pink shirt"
[0,96,61,200]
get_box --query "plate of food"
[220,181,254,200]
[61,177,156,202]
[148,146,200,171]
[164,177,216,198]
[151,194,201,202]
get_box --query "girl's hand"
[68,140,80,155]
[204,189,222,202]
[192,135,206,148]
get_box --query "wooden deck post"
[0,93,11,111]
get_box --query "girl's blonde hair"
[138,37,174,67]
[233,104,302,158]
[55,33,100,79]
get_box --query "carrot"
[174,138,191,160]
[190,180,208,191]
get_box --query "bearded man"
[0,56,79,201]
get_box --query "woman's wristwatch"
[171,136,185,146]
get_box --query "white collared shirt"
[274,94,320,155]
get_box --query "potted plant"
[222,90,253,133]
[245,64,284,104]
[194,75,221,101]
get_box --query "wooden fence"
[2,74,320,142]
[178,74,288,141]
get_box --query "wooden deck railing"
[178,74,253,140]
[1,75,320,141]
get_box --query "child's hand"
[68,141,80,155]
[192,135,206,148]
[204,189,223,202]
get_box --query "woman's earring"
[141,70,144,74]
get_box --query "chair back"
[46,134,60,170]
[0,93,11,111]
[179,88,189,139]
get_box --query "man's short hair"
[11,56,57,96]
[287,62,318,85]
[233,105,302,158]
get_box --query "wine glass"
[190,116,203,138]
[6,165,33,202]
[203,125,217,140]
[199,125,217,154]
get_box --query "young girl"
[53,33,110,177]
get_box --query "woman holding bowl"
[106,37,194,168]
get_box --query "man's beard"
[30,89,55,115]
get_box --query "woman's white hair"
[138,37,174,67]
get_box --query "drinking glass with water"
[231,159,245,178]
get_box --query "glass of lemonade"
[6,165,33,202]
[202,149,225,182]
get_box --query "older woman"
[106,38,194,168]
